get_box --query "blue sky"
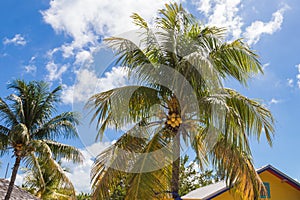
[0,0,300,193]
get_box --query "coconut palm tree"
[22,159,75,199]
[0,80,83,200]
[87,3,274,200]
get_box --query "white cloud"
[295,64,300,88]
[194,0,243,39]
[3,34,27,46]
[195,0,211,15]
[30,56,36,62]
[42,0,178,60]
[243,5,289,45]
[45,61,68,82]
[262,63,270,70]
[269,98,280,105]
[193,1,288,45]
[23,56,37,75]
[24,65,37,75]
[62,66,129,104]
[287,78,294,87]
[42,0,180,84]
[286,64,300,89]
[74,50,94,66]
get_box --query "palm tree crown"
[87,3,274,200]
[0,79,83,200]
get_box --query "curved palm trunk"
[171,132,180,199]
[5,155,21,200]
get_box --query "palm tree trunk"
[5,155,21,200]
[171,132,180,199]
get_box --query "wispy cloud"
[286,63,300,88]
[23,56,37,75]
[193,0,288,45]
[295,64,300,88]
[24,65,37,75]
[45,61,68,82]
[243,5,289,45]
[262,63,270,71]
[3,34,27,46]
[287,78,294,87]
[269,98,280,105]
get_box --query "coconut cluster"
[166,113,182,128]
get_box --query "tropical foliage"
[0,80,83,200]
[22,160,75,199]
[87,3,274,200]
[103,155,219,199]
[179,155,221,196]
[76,192,91,200]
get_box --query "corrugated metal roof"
[181,181,227,200]
[0,178,40,200]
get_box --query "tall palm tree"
[87,3,274,200]
[0,80,83,200]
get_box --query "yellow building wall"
[211,171,300,200]
[212,190,235,200]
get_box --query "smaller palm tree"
[22,159,75,199]
[0,80,83,200]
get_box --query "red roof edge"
[257,164,300,191]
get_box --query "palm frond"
[46,158,76,197]
[126,127,173,199]
[23,155,76,199]
[0,129,9,155]
[30,152,46,194]
[211,40,262,85]
[211,136,264,200]
[104,36,159,85]
[131,13,149,29]
[33,111,80,140]
[156,3,194,31]
[86,86,161,140]
[33,85,62,125]
[91,122,152,199]
[182,51,222,91]
[42,139,83,163]
[0,97,18,126]
[7,80,62,129]
[225,89,274,146]
[7,94,25,123]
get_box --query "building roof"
[181,181,227,200]
[182,164,300,200]
[257,164,300,191]
[0,178,40,200]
